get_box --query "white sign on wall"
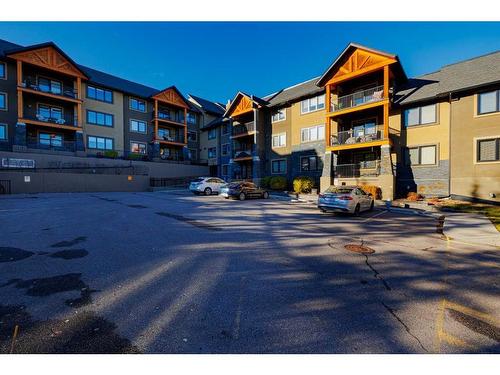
[1,158,36,169]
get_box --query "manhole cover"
[344,244,375,254]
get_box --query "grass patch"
[437,201,500,232]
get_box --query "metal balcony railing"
[232,121,256,136]
[155,110,185,124]
[334,160,381,178]
[27,137,76,152]
[25,112,79,127]
[330,125,385,146]
[233,148,256,159]
[157,133,186,143]
[21,78,78,99]
[331,85,385,112]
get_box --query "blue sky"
[0,22,499,103]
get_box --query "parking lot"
[0,190,499,353]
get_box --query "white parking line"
[361,209,388,223]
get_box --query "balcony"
[154,110,185,126]
[232,122,256,138]
[19,78,80,102]
[157,133,186,146]
[21,112,79,130]
[330,125,385,148]
[27,137,76,153]
[233,147,256,161]
[330,85,385,113]
[334,160,380,178]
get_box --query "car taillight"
[339,196,353,200]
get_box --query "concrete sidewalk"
[443,211,500,247]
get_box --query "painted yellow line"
[443,300,499,327]
[443,235,500,250]
[438,331,474,349]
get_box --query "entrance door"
[209,165,218,177]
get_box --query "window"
[130,98,146,112]
[130,141,147,155]
[208,128,217,140]
[40,133,63,147]
[222,124,229,135]
[188,148,197,160]
[87,110,113,127]
[130,119,147,133]
[222,164,229,176]
[271,159,287,174]
[0,62,5,79]
[38,104,63,120]
[87,85,113,103]
[187,112,197,125]
[477,138,500,162]
[0,124,7,140]
[404,104,437,126]
[301,94,325,114]
[352,118,377,137]
[0,92,7,110]
[478,90,500,115]
[87,136,113,151]
[301,125,325,143]
[208,147,217,159]
[38,77,62,95]
[272,133,286,148]
[188,131,197,142]
[406,145,437,166]
[222,143,229,155]
[271,109,286,123]
[300,156,322,171]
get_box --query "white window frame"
[272,133,287,148]
[0,123,7,141]
[129,97,147,113]
[87,135,114,151]
[300,94,325,114]
[271,158,287,174]
[271,108,286,123]
[130,119,147,134]
[221,143,230,156]
[404,104,437,127]
[405,144,438,167]
[130,141,147,155]
[0,92,7,111]
[0,62,6,80]
[300,124,325,143]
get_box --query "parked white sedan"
[189,177,227,195]
[318,186,374,215]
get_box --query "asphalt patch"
[155,211,222,231]
[127,204,148,209]
[0,304,139,353]
[51,236,87,248]
[49,249,88,260]
[447,308,500,343]
[0,247,35,263]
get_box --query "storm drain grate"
[344,244,375,254]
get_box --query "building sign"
[1,158,36,169]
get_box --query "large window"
[0,124,7,140]
[87,110,113,127]
[271,159,287,174]
[208,128,217,140]
[0,92,7,110]
[188,148,197,160]
[130,141,147,155]
[300,156,322,171]
[477,138,500,162]
[130,119,147,133]
[38,104,63,120]
[188,131,197,142]
[478,90,500,115]
[88,136,114,150]
[272,133,286,148]
[301,94,325,114]
[404,104,437,126]
[406,145,437,166]
[38,77,62,95]
[352,118,376,137]
[301,125,325,143]
[0,62,5,79]
[87,85,113,103]
[271,109,286,123]
[222,143,229,156]
[158,128,172,140]
[40,133,63,147]
[187,112,197,125]
[130,98,146,112]
[208,147,217,158]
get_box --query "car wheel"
[262,191,269,199]
[239,192,246,201]
[354,204,361,216]
[204,187,212,196]
[369,200,374,211]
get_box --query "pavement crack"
[381,302,429,352]
[364,255,391,291]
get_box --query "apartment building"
[0,38,205,164]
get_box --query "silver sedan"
[318,186,374,215]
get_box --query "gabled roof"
[316,42,406,87]
[394,50,500,105]
[188,94,226,115]
[223,91,268,117]
[151,85,191,109]
[263,76,324,108]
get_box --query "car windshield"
[325,187,353,194]
[193,178,205,183]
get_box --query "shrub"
[128,153,144,161]
[269,176,287,190]
[360,185,382,200]
[293,176,314,194]
[104,150,118,159]
[407,192,424,201]
[260,176,272,189]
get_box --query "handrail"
[331,85,385,112]
[330,124,385,146]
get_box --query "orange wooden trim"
[230,131,256,139]
[233,156,253,162]
[158,139,186,147]
[154,117,187,127]
[154,99,158,141]
[327,60,396,86]
[16,61,22,86]
[17,87,82,104]
[77,102,82,128]
[327,139,390,152]
[328,98,389,118]
[17,91,23,118]
[19,118,80,131]
[383,66,390,139]
[77,77,82,100]
[184,107,187,144]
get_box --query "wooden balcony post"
[183,107,187,144]
[16,61,23,118]
[383,65,390,139]
[154,99,158,140]
[325,84,331,147]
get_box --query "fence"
[0,180,11,194]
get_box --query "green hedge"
[104,150,119,159]
[293,176,315,193]
[260,176,287,190]
[260,176,272,188]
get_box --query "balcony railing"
[331,85,385,112]
[330,125,385,147]
[23,113,79,127]
[21,79,78,99]
[155,111,185,124]
[233,148,256,159]
[27,137,76,152]
[334,160,381,178]
[157,133,185,144]
[232,122,256,136]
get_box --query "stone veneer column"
[379,144,395,200]
[151,140,160,160]
[320,151,335,192]
[75,130,85,155]
[12,122,27,152]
